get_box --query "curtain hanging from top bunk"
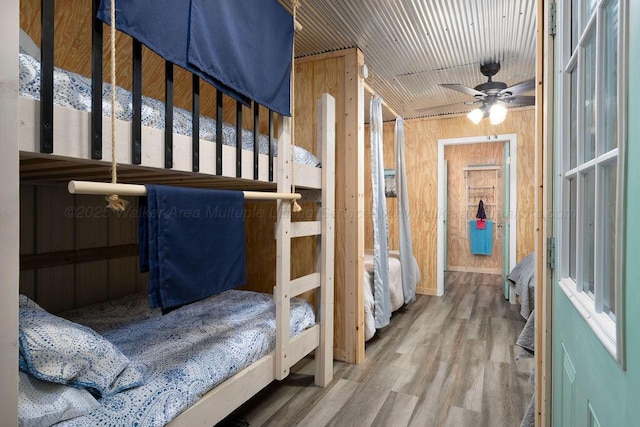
[97,0,293,116]
[370,96,391,328]
[395,118,420,303]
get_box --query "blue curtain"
[98,0,293,116]
[370,96,391,328]
[395,118,420,303]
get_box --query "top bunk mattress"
[18,52,321,168]
[51,289,315,426]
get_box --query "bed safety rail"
[39,0,276,180]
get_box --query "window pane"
[601,162,617,316]
[569,178,577,280]
[603,0,619,152]
[584,0,598,24]
[571,1,580,51]
[570,70,578,169]
[582,30,596,162]
[582,170,595,295]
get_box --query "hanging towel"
[469,220,493,255]
[475,199,487,229]
[139,185,247,311]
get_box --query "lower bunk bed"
[18,290,319,426]
[363,250,418,341]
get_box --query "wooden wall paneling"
[445,143,505,274]
[35,185,75,313]
[19,185,36,298]
[369,109,536,295]
[74,194,109,307]
[107,199,139,299]
[295,48,363,363]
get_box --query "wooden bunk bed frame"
[3,1,336,424]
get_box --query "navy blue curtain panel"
[139,185,247,311]
[98,0,293,116]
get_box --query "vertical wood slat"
[164,61,174,169]
[253,102,259,180]
[40,0,54,154]
[131,39,142,165]
[269,110,274,182]
[236,101,242,178]
[192,75,200,172]
[315,94,336,387]
[216,91,223,175]
[275,116,292,380]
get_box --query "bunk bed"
[12,0,336,425]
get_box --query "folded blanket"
[139,185,247,310]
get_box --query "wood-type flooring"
[225,272,534,427]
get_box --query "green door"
[551,0,640,425]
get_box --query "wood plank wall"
[445,143,505,274]
[295,49,365,364]
[20,0,273,134]
[365,108,535,295]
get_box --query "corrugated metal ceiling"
[280,0,536,121]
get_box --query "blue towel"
[139,185,247,310]
[469,220,493,255]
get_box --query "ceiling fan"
[416,62,535,124]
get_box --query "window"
[558,0,626,363]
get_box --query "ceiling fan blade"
[440,83,486,98]
[499,79,535,96]
[500,95,535,106]
[414,100,478,114]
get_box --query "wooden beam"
[21,244,139,271]
[364,82,401,119]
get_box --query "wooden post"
[315,94,336,386]
[275,115,292,380]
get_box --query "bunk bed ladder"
[275,115,293,381]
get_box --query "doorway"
[436,134,517,296]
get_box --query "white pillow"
[19,29,41,61]
[19,371,99,427]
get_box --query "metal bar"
[253,102,259,179]
[131,39,142,164]
[68,181,302,200]
[192,75,200,172]
[164,61,174,169]
[216,91,223,175]
[269,110,274,182]
[236,101,242,178]
[40,0,55,154]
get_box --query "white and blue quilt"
[56,290,316,426]
[18,52,321,167]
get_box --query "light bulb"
[489,103,507,125]
[467,108,484,125]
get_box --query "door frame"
[436,134,518,296]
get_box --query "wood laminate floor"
[226,272,535,427]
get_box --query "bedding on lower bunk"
[363,251,404,341]
[18,52,321,167]
[18,290,316,426]
[507,252,536,319]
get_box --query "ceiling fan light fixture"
[489,103,507,125]
[467,108,484,125]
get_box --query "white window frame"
[557,0,627,366]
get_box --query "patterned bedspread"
[18,53,321,167]
[58,290,316,426]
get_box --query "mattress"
[18,52,321,167]
[54,290,315,426]
[363,251,404,341]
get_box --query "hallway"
[226,272,534,427]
